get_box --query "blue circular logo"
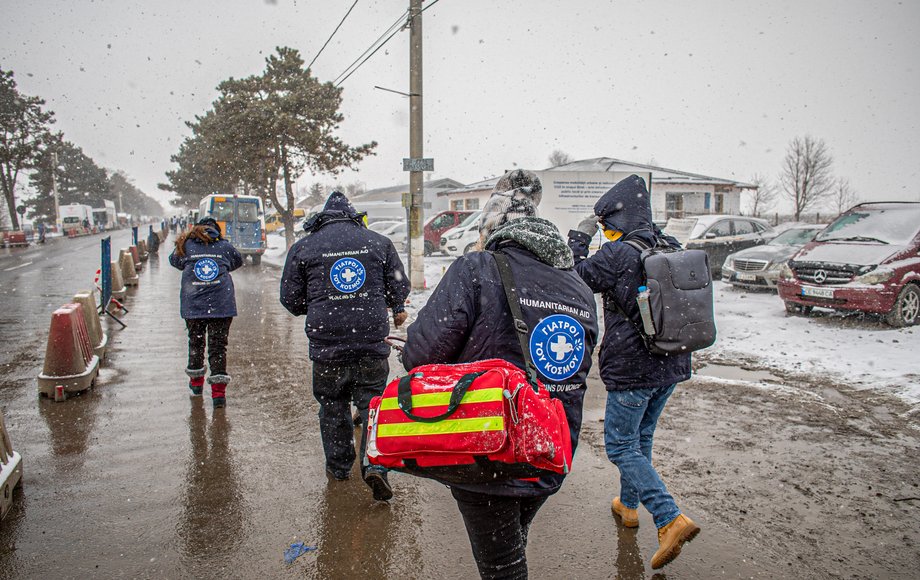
[193,258,219,282]
[330,257,366,293]
[529,314,586,381]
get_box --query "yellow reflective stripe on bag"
[378,387,505,411]
[377,416,505,438]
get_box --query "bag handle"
[491,251,540,392]
[397,371,486,423]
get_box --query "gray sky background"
[2,0,919,214]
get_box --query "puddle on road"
[696,363,782,384]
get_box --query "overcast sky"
[3,0,919,213]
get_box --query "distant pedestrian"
[280,191,410,501]
[147,228,160,254]
[567,175,699,570]
[403,170,599,579]
[37,222,46,244]
[169,217,243,408]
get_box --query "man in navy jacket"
[280,192,409,501]
[568,175,699,570]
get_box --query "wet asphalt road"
[0,233,851,579]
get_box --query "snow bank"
[706,281,920,405]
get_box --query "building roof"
[437,176,501,197]
[356,177,465,203]
[545,157,756,189]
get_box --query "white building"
[438,158,756,228]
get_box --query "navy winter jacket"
[169,230,243,319]
[403,240,599,498]
[280,211,410,362]
[569,175,691,391]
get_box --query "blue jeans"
[604,385,681,529]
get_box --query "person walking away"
[169,217,243,408]
[567,174,699,570]
[280,191,410,501]
[402,170,599,579]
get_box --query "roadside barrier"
[110,261,127,302]
[73,291,107,363]
[137,240,149,262]
[37,303,100,401]
[119,250,139,286]
[0,410,23,522]
[128,245,142,272]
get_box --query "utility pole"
[51,151,61,231]
[408,0,424,290]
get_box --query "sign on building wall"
[534,171,651,233]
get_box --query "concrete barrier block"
[73,291,107,363]
[110,261,127,301]
[0,411,23,522]
[128,245,142,272]
[119,250,139,286]
[37,303,100,399]
[137,240,149,262]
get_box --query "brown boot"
[651,514,700,569]
[611,496,639,528]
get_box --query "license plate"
[736,273,757,281]
[802,286,834,299]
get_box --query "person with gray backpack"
[567,174,711,570]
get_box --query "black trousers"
[311,357,389,478]
[450,487,549,580]
[185,318,232,376]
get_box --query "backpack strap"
[491,251,540,392]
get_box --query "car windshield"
[662,218,699,243]
[815,206,920,245]
[382,222,406,235]
[769,228,820,246]
[457,211,481,228]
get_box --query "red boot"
[187,368,206,396]
[210,374,229,408]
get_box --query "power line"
[333,0,444,87]
[308,0,360,71]
[333,9,407,86]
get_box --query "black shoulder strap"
[491,251,540,392]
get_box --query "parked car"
[424,210,472,255]
[368,220,402,233]
[777,202,920,326]
[264,208,306,233]
[663,214,774,276]
[378,221,408,252]
[722,224,825,290]
[439,211,482,257]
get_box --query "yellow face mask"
[603,228,624,242]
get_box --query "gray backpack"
[612,238,716,355]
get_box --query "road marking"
[3,261,33,271]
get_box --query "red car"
[777,202,920,326]
[424,210,472,255]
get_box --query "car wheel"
[885,284,920,327]
[463,242,477,255]
[250,254,262,265]
[784,301,813,316]
[424,240,434,256]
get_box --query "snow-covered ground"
[263,235,920,407]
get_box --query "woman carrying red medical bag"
[370,171,599,580]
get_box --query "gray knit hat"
[478,169,542,239]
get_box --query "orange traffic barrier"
[128,245,142,272]
[0,410,23,522]
[119,250,139,286]
[73,291,107,363]
[110,261,127,301]
[137,240,149,262]
[37,303,100,401]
